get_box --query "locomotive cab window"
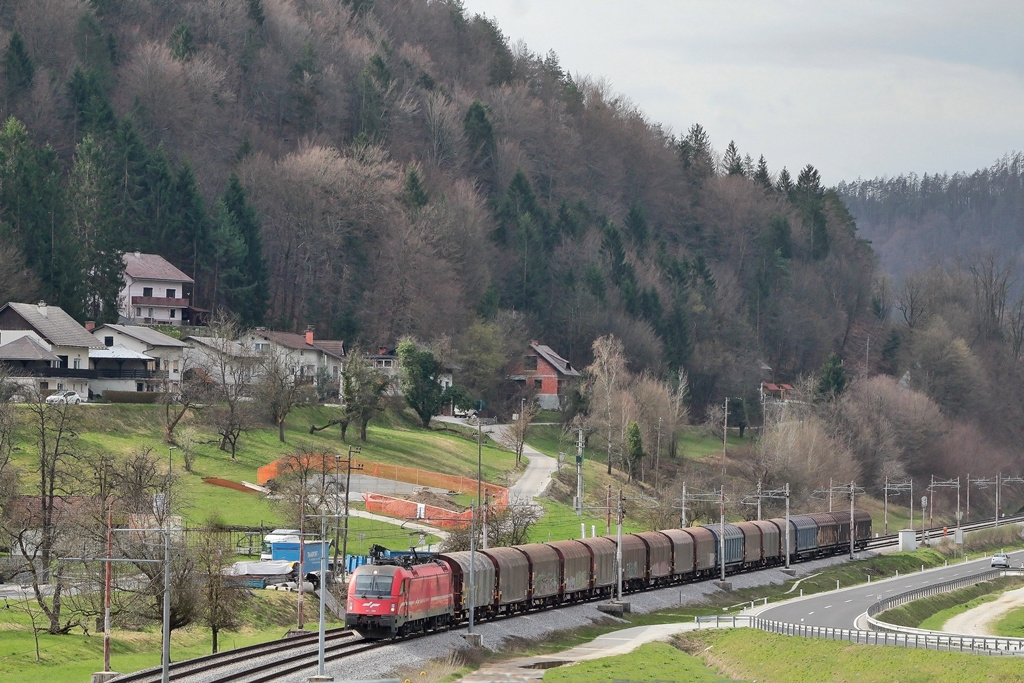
[354,573,394,597]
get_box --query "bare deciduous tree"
[497,396,537,467]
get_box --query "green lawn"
[540,641,729,682]
[679,628,1024,683]
[0,591,341,683]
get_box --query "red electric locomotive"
[345,549,454,639]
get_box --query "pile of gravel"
[292,552,870,683]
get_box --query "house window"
[143,287,153,297]
[136,382,144,392]
[166,288,175,298]
[254,342,269,353]
[524,355,538,371]
[170,309,176,319]
[104,336,114,347]
[57,383,65,390]
[39,382,48,391]
[534,378,543,390]
[172,360,179,374]
[136,307,142,317]
[73,358,80,369]
[148,308,153,318]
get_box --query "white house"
[92,324,189,395]
[0,301,105,398]
[182,335,257,389]
[119,252,193,326]
[243,328,344,386]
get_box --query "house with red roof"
[508,341,580,410]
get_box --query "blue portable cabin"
[701,523,744,569]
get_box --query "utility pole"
[721,398,729,481]
[575,428,584,516]
[338,445,362,580]
[740,483,791,569]
[680,483,687,528]
[998,475,1024,528]
[482,491,489,550]
[883,477,912,535]
[655,417,662,492]
[929,476,961,534]
[719,485,726,582]
[615,489,624,602]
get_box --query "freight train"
[345,510,872,639]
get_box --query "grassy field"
[677,628,1024,683]
[0,591,341,683]
[994,603,1024,637]
[541,641,729,682]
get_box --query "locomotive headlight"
[348,600,353,610]
[390,603,396,613]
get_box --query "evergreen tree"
[794,164,829,259]
[723,140,744,177]
[400,166,429,211]
[776,167,793,197]
[463,100,495,186]
[0,118,81,316]
[625,421,644,482]
[624,201,648,247]
[289,42,321,132]
[818,353,847,398]
[68,135,122,321]
[679,123,715,182]
[66,67,116,138]
[206,199,248,314]
[3,32,35,99]
[220,174,268,325]
[167,164,209,285]
[168,23,196,61]
[753,155,773,193]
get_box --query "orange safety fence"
[257,454,509,505]
[361,493,519,529]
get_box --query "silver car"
[991,553,1010,569]
[45,390,83,405]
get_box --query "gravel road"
[942,585,1024,635]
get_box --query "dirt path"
[943,586,1024,634]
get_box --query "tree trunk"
[212,625,219,654]
[360,418,368,442]
[278,417,285,443]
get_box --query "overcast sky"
[458,1,1024,186]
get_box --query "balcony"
[19,368,169,380]
[131,295,190,307]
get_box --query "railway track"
[110,627,357,683]
[864,514,1024,551]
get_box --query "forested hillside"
[839,154,1024,280]
[0,0,876,411]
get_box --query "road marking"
[824,605,832,609]
[845,599,853,603]
[808,611,814,615]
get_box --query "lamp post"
[721,398,728,481]
[162,446,176,683]
[339,445,361,580]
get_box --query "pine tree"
[3,32,35,99]
[463,100,495,187]
[68,135,122,322]
[168,23,196,61]
[753,155,773,193]
[0,118,81,316]
[723,140,744,177]
[624,202,648,247]
[220,174,268,325]
[400,166,429,211]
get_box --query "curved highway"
[756,549,1024,630]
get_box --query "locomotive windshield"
[353,573,394,597]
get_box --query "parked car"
[45,390,83,405]
[991,552,1010,568]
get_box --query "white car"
[45,390,83,405]
[991,553,1010,569]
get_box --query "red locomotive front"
[346,556,454,639]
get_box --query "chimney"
[37,301,47,317]
[531,339,539,346]
[134,251,142,259]
[378,346,387,355]
[305,325,314,345]
[85,321,95,332]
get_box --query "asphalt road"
[756,549,1024,630]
